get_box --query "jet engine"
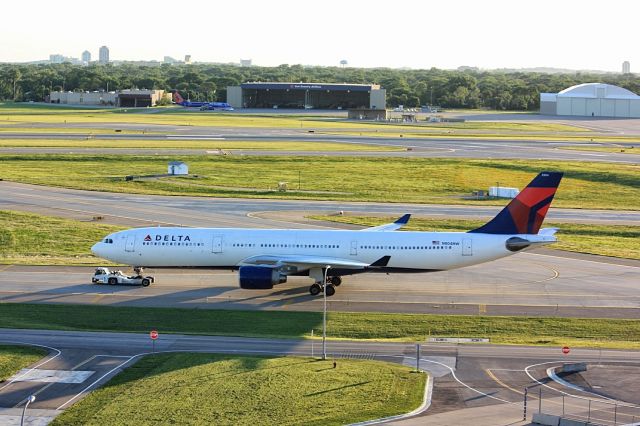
[238,266,287,289]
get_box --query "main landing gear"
[308,276,342,297]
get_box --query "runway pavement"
[0,130,638,163]
[1,329,640,425]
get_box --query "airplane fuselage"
[92,227,550,272]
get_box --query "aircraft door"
[350,241,358,256]
[462,238,472,256]
[125,235,136,252]
[212,235,223,253]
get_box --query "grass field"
[0,138,400,151]
[0,344,47,382]
[52,354,425,426]
[1,155,638,209]
[310,216,640,260]
[2,304,640,349]
[0,210,124,265]
[0,103,586,132]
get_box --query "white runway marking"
[11,369,94,384]
[0,342,62,392]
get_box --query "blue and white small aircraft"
[92,172,563,296]
[173,91,234,111]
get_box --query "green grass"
[0,210,124,265]
[0,344,47,381]
[0,138,399,151]
[1,155,638,209]
[2,304,640,349]
[52,354,425,426]
[310,216,640,260]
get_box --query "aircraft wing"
[239,254,390,271]
[361,214,411,232]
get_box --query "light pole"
[322,265,331,360]
[21,395,35,426]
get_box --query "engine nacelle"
[238,266,287,289]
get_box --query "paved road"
[1,329,639,424]
[0,131,638,163]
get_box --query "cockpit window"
[103,238,114,244]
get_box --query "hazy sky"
[2,0,637,71]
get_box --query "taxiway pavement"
[0,131,638,163]
[1,181,638,227]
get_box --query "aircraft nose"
[91,242,102,257]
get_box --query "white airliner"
[92,172,563,296]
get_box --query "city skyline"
[2,0,638,72]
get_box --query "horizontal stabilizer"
[363,214,411,232]
[538,228,559,236]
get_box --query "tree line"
[1,62,638,110]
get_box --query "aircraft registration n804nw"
[92,172,563,296]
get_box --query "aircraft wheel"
[309,283,322,296]
[108,277,118,285]
[325,284,336,297]
[330,276,342,286]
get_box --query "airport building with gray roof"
[540,83,640,118]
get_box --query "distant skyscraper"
[82,50,91,63]
[240,59,252,67]
[49,54,64,64]
[99,46,109,64]
[622,61,631,74]
[184,54,191,64]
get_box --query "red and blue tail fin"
[173,91,184,104]
[469,171,563,235]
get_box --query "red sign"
[562,346,570,354]
[150,330,158,340]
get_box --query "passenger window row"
[361,245,452,250]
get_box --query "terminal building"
[226,82,386,110]
[540,83,640,118]
[49,89,170,107]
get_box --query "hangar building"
[226,82,386,110]
[540,83,640,118]
[49,89,169,107]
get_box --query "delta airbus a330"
[92,172,563,296]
